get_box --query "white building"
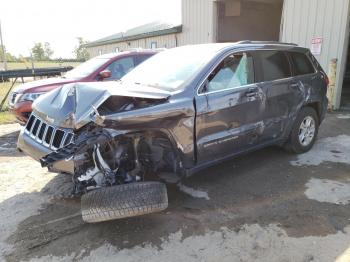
[281,0,350,110]
[85,0,350,109]
[86,0,283,55]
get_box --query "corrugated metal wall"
[177,0,216,45]
[281,0,350,109]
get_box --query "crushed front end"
[40,124,158,195]
[17,81,182,197]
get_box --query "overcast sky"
[0,0,181,58]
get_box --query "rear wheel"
[284,107,319,154]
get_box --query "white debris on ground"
[336,114,350,119]
[305,178,350,205]
[177,183,210,200]
[290,135,350,166]
[29,224,350,262]
[0,156,56,260]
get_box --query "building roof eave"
[84,25,182,48]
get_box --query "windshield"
[64,57,109,79]
[121,45,222,91]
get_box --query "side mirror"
[98,70,111,80]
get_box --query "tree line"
[0,37,90,63]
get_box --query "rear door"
[195,51,266,164]
[254,50,302,143]
[288,51,318,94]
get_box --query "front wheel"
[284,107,319,154]
[81,182,168,223]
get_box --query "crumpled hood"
[32,81,171,130]
[13,77,74,93]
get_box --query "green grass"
[0,81,17,110]
[0,111,15,124]
[0,81,18,124]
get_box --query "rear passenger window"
[290,52,315,76]
[205,52,254,92]
[257,51,291,81]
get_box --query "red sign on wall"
[311,37,323,55]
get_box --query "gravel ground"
[0,112,350,262]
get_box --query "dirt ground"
[1,112,350,262]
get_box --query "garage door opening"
[215,0,284,43]
[341,40,350,109]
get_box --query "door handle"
[290,83,300,88]
[245,87,258,97]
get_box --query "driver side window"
[206,52,254,93]
[104,57,135,80]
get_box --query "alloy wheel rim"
[298,116,316,147]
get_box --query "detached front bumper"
[17,127,74,174]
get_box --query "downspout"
[327,59,338,111]
[279,0,286,41]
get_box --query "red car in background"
[8,50,157,124]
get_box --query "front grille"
[52,129,65,148]
[24,114,74,150]
[37,123,47,140]
[44,126,53,145]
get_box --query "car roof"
[232,41,309,52]
[180,42,308,54]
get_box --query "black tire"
[284,107,319,154]
[81,182,168,223]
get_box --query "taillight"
[325,75,329,86]
[321,72,329,87]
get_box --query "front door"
[195,51,266,164]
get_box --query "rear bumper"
[17,127,74,174]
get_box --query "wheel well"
[129,131,181,174]
[305,102,320,121]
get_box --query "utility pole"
[0,20,7,71]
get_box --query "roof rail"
[236,40,298,46]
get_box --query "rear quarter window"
[290,52,316,76]
[256,51,292,82]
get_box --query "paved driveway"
[1,112,350,262]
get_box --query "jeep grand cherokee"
[17,42,328,223]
